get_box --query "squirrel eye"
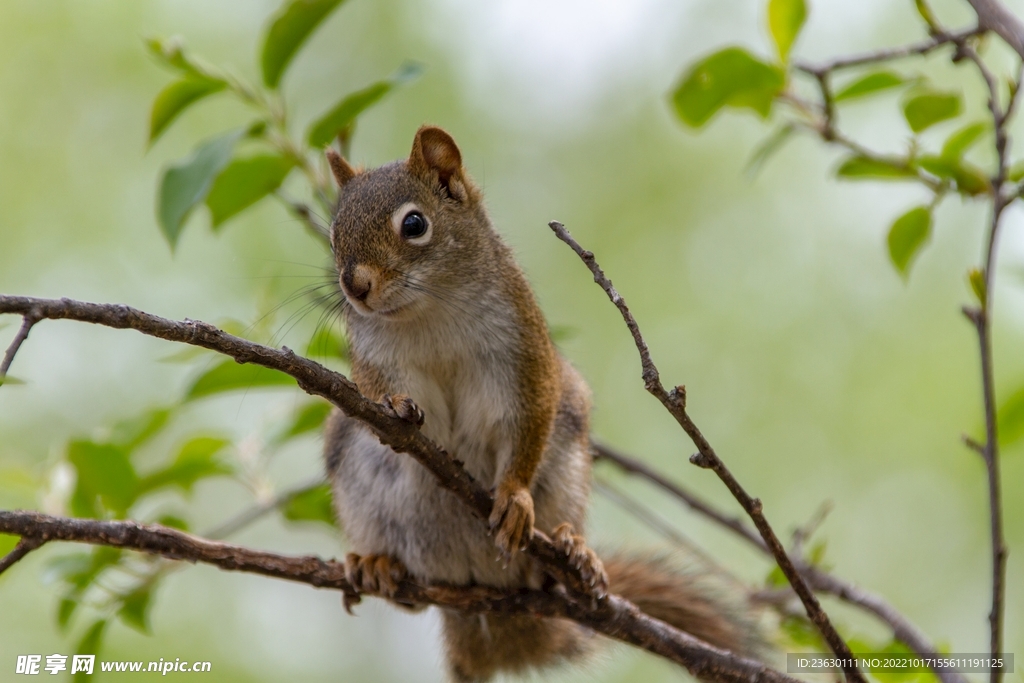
[401,211,428,240]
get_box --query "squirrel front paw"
[381,393,425,425]
[344,553,408,600]
[489,485,535,557]
[552,522,609,599]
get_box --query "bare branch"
[203,477,325,540]
[593,442,765,551]
[595,443,968,683]
[550,221,864,683]
[0,536,45,575]
[0,312,39,383]
[966,0,1024,59]
[0,294,796,681]
[0,510,799,683]
[794,27,984,73]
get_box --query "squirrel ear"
[325,149,356,188]
[409,126,466,198]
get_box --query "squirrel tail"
[440,552,764,682]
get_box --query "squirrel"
[322,125,763,682]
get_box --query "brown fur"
[323,126,763,681]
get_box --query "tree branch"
[0,294,796,681]
[793,26,984,73]
[593,442,765,550]
[549,222,865,683]
[594,442,968,683]
[0,536,46,575]
[0,510,798,683]
[0,312,39,384]
[966,0,1024,58]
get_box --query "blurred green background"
[0,0,1021,681]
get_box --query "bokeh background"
[1,0,1021,681]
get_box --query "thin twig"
[0,313,38,382]
[593,442,765,550]
[204,477,325,540]
[0,536,45,575]
[0,510,798,683]
[966,0,1024,58]
[594,442,970,683]
[274,192,330,247]
[958,26,1017,682]
[794,26,984,73]
[593,477,736,580]
[549,221,865,683]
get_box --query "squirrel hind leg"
[441,610,593,683]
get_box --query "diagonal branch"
[593,442,765,550]
[966,0,1024,58]
[0,294,790,681]
[0,312,39,384]
[0,536,46,575]
[593,441,969,683]
[549,221,865,683]
[0,510,798,683]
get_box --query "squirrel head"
[327,126,492,321]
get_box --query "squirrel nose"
[341,264,372,302]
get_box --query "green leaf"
[118,587,153,634]
[548,325,579,342]
[281,483,336,527]
[307,62,423,148]
[155,514,190,531]
[68,441,139,517]
[0,533,17,557]
[671,47,785,128]
[969,268,987,305]
[903,91,961,133]
[997,385,1024,447]
[914,0,940,30]
[917,155,989,195]
[157,130,244,249]
[765,564,787,587]
[941,122,988,159]
[887,206,932,276]
[281,401,332,441]
[206,154,295,227]
[76,619,107,656]
[145,36,210,78]
[780,615,824,648]
[1009,160,1024,182]
[261,0,346,89]
[834,71,905,102]
[768,0,807,61]
[745,124,796,176]
[73,620,106,681]
[58,597,78,631]
[149,77,227,144]
[0,375,25,387]
[184,359,296,400]
[110,408,172,452]
[137,437,231,495]
[836,155,917,180]
[305,325,347,360]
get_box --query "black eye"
[401,211,428,239]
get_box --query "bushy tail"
[605,552,766,657]
[440,552,765,682]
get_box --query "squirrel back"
[322,126,764,682]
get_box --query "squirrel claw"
[344,552,408,600]
[382,394,425,426]
[489,485,535,558]
[552,523,608,599]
